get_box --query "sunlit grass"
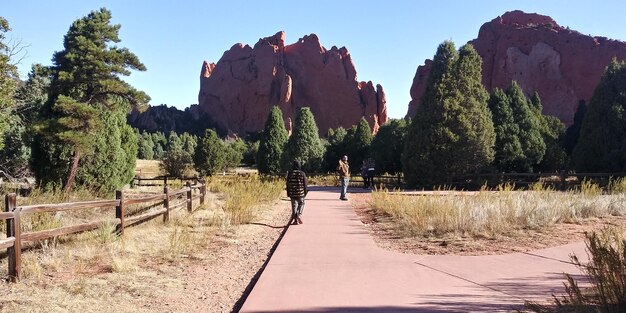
[370,182,626,238]
[208,174,283,225]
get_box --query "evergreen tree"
[282,107,325,172]
[530,92,566,172]
[488,88,524,172]
[322,127,347,172]
[507,82,545,172]
[32,8,149,193]
[1,65,51,178]
[0,17,19,151]
[223,138,246,171]
[573,60,626,172]
[257,106,288,174]
[242,140,259,166]
[160,149,192,177]
[167,131,182,152]
[137,131,154,160]
[194,129,226,176]
[403,42,495,186]
[344,117,373,174]
[151,132,166,159]
[370,119,408,174]
[180,132,197,156]
[563,100,587,156]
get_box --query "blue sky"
[4,1,626,119]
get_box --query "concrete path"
[240,187,587,312]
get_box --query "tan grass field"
[370,180,626,237]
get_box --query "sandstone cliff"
[198,32,387,136]
[407,10,626,125]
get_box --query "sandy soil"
[351,193,626,256]
[0,195,292,313]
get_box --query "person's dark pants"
[291,197,305,220]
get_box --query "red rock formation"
[407,10,626,125]
[198,32,386,136]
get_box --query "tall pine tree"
[257,106,288,174]
[488,87,523,172]
[32,8,149,193]
[403,42,494,186]
[282,107,325,172]
[530,92,566,172]
[507,81,545,172]
[573,59,626,172]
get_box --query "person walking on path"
[286,160,308,224]
[337,155,350,200]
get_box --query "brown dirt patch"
[351,193,626,256]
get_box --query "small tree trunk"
[64,150,81,195]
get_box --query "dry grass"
[0,172,287,312]
[370,181,626,238]
[208,174,284,225]
[135,159,162,178]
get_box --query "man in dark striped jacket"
[286,160,308,224]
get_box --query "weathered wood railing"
[2,179,207,282]
[132,175,200,187]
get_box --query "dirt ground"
[351,193,626,256]
[0,196,292,313]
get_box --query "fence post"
[115,190,125,235]
[5,193,21,282]
[396,173,401,189]
[163,186,170,223]
[559,170,567,191]
[186,181,193,212]
[164,176,168,187]
[200,179,206,205]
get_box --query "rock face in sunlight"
[198,31,387,136]
[407,10,626,125]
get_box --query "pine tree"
[530,92,566,172]
[32,8,149,193]
[167,131,182,152]
[344,117,373,174]
[1,64,51,178]
[403,42,494,186]
[257,106,288,174]
[194,129,226,176]
[137,131,155,160]
[370,119,408,174]
[489,88,523,172]
[323,127,347,172]
[0,17,19,151]
[282,107,325,172]
[563,101,587,156]
[448,44,495,176]
[507,82,545,172]
[573,59,626,172]
[223,138,246,171]
[403,41,458,185]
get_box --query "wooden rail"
[2,178,207,282]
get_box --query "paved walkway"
[240,187,588,312]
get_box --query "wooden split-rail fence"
[1,179,207,282]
